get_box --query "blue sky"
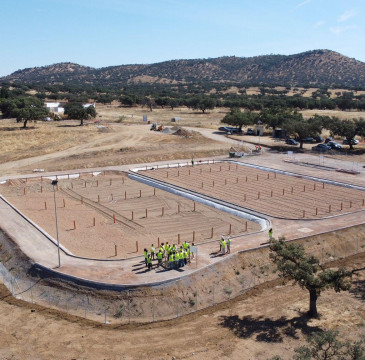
[1,0,364,77]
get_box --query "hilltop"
[1,50,365,89]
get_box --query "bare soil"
[0,120,229,175]
[143,162,365,219]
[0,172,259,259]
[0,253,363,360]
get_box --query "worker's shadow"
[132,265,147,272]
[134,268,151,274]
[154,267,185,273]
[210,251,225,258]
[132,261,145,267]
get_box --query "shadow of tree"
[350,278,365,301]
[0,126,36,131]
[56,124,80,128]
[219,314,321,343]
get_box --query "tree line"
[2,82,365,112]
[1,84,365,139]
[222,107,365,150]
[0,88,96,127]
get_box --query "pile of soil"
[172,127,194,138]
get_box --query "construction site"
[0,112,364,359]
[0,167,260,259]
[0,154,364,325]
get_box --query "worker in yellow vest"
[179,247,185,267]
[175,251,180,269]
[159,244,165,257]
[268,228,273,241]
[183,249,188,265]
[147,254,152,271]
[219,236,225,253]
[157,250,163,267]
[150,244,155,259]
[143,248,148,267]
[226,237,231,254]
[169,253,174,270]
[221,238,226,255]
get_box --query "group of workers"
[142,228,273,271]
[219,236,231,254]
[143,241,194,271]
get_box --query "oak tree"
[269,238,352,318]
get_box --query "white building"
[45,102,65,115]
[83,103,96,109]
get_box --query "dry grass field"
[96,103,365,124]
[0,119,230,174]
[225,86,365,98]
[0,103,364,175]
[301,108,365,120]
[96,103,228,127]
[0,119,105,163]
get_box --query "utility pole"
[52,180,61,268]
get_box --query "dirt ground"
[0,120,230,175]
[0,253,363,360]
[0,172,259,259]
[143,162,365,219]
[0,104,364,175]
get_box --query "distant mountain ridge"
[2,50,365,89]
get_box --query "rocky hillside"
[2,50,365,88]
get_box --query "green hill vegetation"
[2,50,365,89]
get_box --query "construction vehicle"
[150,122,164,131]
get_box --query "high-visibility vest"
[175,252,180,260]
[183,251,188,259]
[157,252,163,260]
[269,230,273,237]
[222,240,226,248]
[150,246,155,253]
[169,254,174,262]
[144,251,148,259]
[227,238,231,245]
[147,256,152,264]
[183,242,189,250]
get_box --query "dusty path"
[186,127,255,147]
